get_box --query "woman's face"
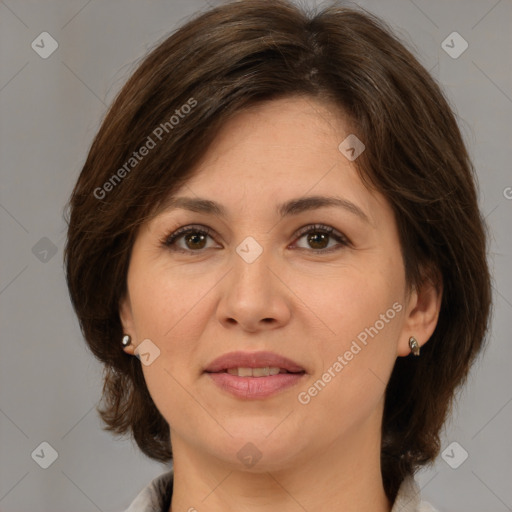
[120,96,438,471]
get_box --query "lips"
[204,351,306,399]
[204,351,305,374]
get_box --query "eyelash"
[160,223,350,255]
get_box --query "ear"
[397,268,443,357]
[119,293,136,356]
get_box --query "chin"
[208,427,307,472]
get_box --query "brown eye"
[162,225,216,253]
[183,232,208,250]
[293,224,349,253]
[306,232,330,250]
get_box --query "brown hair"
[64,0,492,501]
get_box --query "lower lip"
[206,372,306,399]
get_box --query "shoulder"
[123,469,174,512]
[392,474,441,512]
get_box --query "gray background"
[0,0,511,511]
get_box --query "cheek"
[128,259,209,339]
[295,264,404,342]
[126,261,221,406]
[300,266,404,393]
[128,264,209,425]
[295,282,403,439]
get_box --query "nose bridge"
[231,234,273,294]
[216,234,290,330]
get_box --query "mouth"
[218,367,305,377]
[204,350,305,374]
[204,351,306,399]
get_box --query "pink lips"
[204,351,305,373]
[204,351,306,399]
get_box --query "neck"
[168,407,391,512]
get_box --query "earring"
[409,336,420,356]
[121,334,132,347]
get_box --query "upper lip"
[204,351,305,373]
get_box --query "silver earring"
[122,334,132,347]
[409,336,420,356]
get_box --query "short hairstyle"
[64,0,492,502]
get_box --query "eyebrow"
[162,195,370,224]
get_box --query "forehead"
[162,97,375,208]
[203,95,349,161]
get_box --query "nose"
[216,246,292,333]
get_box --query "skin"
[120,95,442,512]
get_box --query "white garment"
[124,466,439,512]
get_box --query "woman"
[64,1,492,511]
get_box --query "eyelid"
[160,224,215,247]
[292,223,350,244]
[290,223,351,253]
